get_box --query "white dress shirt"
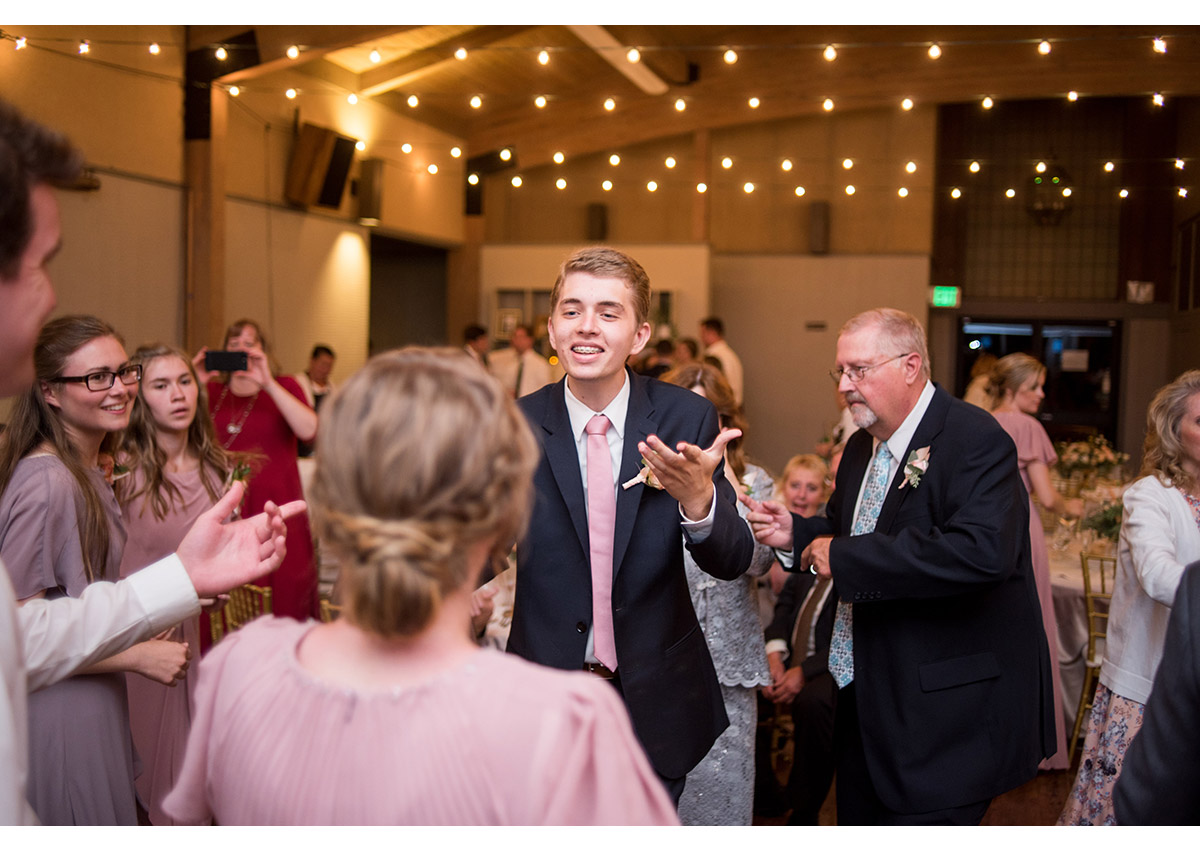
[562,373,717,661]
[1,556,199,824]
[703,338,744,406]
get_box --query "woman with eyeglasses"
[115,343,239,825]
[0,315,190,824]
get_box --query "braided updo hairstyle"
[310,348,539,638]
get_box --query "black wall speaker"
[587,203,608,241]
[808,200,831,255]
[284,123,357,209]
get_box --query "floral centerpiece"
[1055,434,1129,478]
[1080,500,1122,544]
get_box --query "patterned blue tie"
[828,440,892,689]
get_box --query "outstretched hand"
[176,481,307,598]
[739,493,796,551]
[638,428,742,521]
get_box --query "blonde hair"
[660,361,748,481]
[985,352,1045,409]
[841,308,931,380]
[777,454,831,503]
[1142,370,1200,491]
[310,348,538,638]
[550,247,651,326]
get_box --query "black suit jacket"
[765,571,836,683]
[792,384,1055,813]
[1115,560,1200,825]
[508,370,755,778]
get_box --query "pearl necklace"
[213,383,260,448]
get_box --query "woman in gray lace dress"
[663,363,775,825]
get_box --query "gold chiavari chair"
[1068,551,1117,763]
[209,583,273,645]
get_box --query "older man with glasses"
[746,307,1055,825]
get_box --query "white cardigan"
[1102,475,1200,704]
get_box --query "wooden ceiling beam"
[566,25,669,96]
[186,26,415,83]
[359,25,531,98]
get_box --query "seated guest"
[163,348,677,825]
[1059,370,1200,824]
[639,339,676,379]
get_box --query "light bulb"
[500,148,512,161]
[951,187,962,199]
[555,178,566,190]
[1036,162,1047,173]
[665,156,676,168]
[982,96,994,109]
[647,181,658,192]
[1068,91,1079,101]
[609,154,620,166]
[148,43,160,55]
[906,161,917,173]
[748,97,760,108]
[455,48,467,61]
[1180,187,1189,198]
[450,147,462,158]
[794,186,806,197]
[347,94,358,105]
[1062,187,1071,197]
[898,187,909,197]
[721,157,733,169]
[1153,93,1165,107]
[401,143,413,154]
[228,86,240,97]
[407,95,419,108]
[214,46,226,60]
[724,49,738,64]
[538,49,549,65]
[781,159,793,171]
[535,95,547,108]
[674,98,686,112]
[1119,188,1129,198]
[285,88,297,99]
[1104,162,1114,172]
[845,185,856,195]
[427,164,438,175]
[604,98,616,111]
[626,48,640,63]
[369,48,381,63]
[696,183,707,193]
[1038,40,1051,55]
[970,161,981,173]
[901,98,914,111]
[467,173,479,185]
[1006,188,1016,198]
[602,180,613,191]
[14,36,27,50]
[355,140,366,151]
[843,158,854,170]
[553,151,565,164]
[824,45,837,61]
[1153,37,1167,54]
[743,182,754,194]
[928,43,941,59]
[287,45,300,60]
[1176,159,1186,170]
[823,98,834,112]
[511,176,522,187]
[470,95,482,109]
[78,40,90,55]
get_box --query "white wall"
[712,254,931,475]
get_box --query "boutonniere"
[622,459,665,491]
[899,446,931,489]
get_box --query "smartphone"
[205,350,249,373]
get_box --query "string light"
[511,175,522,187]
[14,36,27,50]
[1153,37,1167,54]
[553,151,565,164]
[604,98,616,111]
[1038,40,1051,55]
[781,159,793,171]
[928,43,942,59]
[78,40,90,55]
[843,158,854,170]
[355,140,366,151]
[845,185,856,195]
[287,45,300,60]
[674,98,686,112]
[1180,188,1189,198]
[626,47,640,63]
[823,98,834,111]
[609,154,620,166]
[1062,187,1071,197]
[898,187,909,197]
[724,49,738,64]
[500,148,512,161]
[407,95,419,108]
[228,86,240,97]
[721,157,733,169]
[823,44,837,61]
[794,186,805,197]
[1067,91,1079,101]
[402,143,413,154]
[982,96,995,109]
[696,183,707,193]
[535,95,547,108]
[1119,188,1129,198]
[467,173,479,185]
[905,161,917,173]
[369,48,381,63]
[901,98,914,111]
[1153,93,1164,107]
[951,187,962,198]
[743,182,755,193]
[455,47,468,60]
[1036,162,1047,173]
[1177,159,1186,170]
[602,180,613,191]
[347,94,358,105]
[1005,188,1016,198]
[647,181,658,192]
[665,156,676,168]
[556,178,567,189]
[427,164,438,175]
[748,97,761,108]
[214,46,226,60]
[970,161,981,173]
[1104,162,1114,172]
[538,49,550,65]
[470,95,482,109]
[148,42,160,55]
[450,147,462,158]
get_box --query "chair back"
[209,583,273,645]
[1080,551,1117,665]
[319,598,342,623]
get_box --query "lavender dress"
[0,455,136,824]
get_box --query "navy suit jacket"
[792,384,1055,813]
[508,370,755,778]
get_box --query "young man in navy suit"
[505,247,754,802]
[747,308,1054,824]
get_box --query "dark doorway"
[368,234,448,355]
[958,318,1121,446]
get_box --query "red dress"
[208,378,318,622]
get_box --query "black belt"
[583,661,618,679]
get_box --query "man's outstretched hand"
[639,428,742,521]
[176,481,307,598]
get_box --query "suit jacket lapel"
[875,384,950,533]
[613,372,656,577]
[542,381,591,556]
[837,430,873,535]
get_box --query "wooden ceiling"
[190,25,1200,170]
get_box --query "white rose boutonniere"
[622,459,665,491]
[900,446,931,489]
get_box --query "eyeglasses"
[829,353,912,384]
[55,364,143,391]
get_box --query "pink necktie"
[585,414,618,670]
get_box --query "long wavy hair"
[660,361,749,482]
[1141,370,1200,491]
[0,315,123,582]
[117,343,238,521]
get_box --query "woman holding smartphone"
[193,319,318,622]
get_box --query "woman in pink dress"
[988,353,1083,771]
[0,315,190,824]
[163,348,678,825]
[193,319,318,622]
[116,343,239,824]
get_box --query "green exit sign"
[930,286,961,308]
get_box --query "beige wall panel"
[711,254,931,475]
